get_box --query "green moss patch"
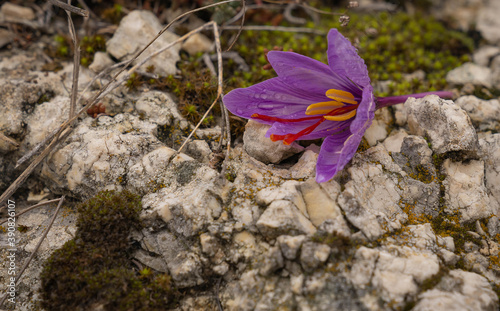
[40,190,178,310]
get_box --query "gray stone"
[88,52,114,73]
[259,246,284,276]
[22,96,69,153]
[243,120,303,164]
[299,242,331,273]
[479,134,500,207]
[299,179,350,235]
[455,96,500,131]
[338,146,406,240]
[106,10,180,76]
[488,216,500,237]
[491,55,500,90]
[255,180,307,216]
[477,0,500,44]
[184,140,212,164]
[446,62,492,88]
[1,2,35,20]
[135,90,184,126]
[40,113,161,198]
[405,95,478,154]
[277,235,306,260]
[442,159,499,222]
[290,149,318,180]
[350,243,440,308]
[0,28,14,48]
[168,251,204,288]
[364,118,388,146]
[256,200,316,240]
[181,33,213,56]
[473,45,500,67]
[413,270,498,311]
[382,128,408,153]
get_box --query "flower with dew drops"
[223,29,453,183]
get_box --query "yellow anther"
[324,110,357,121]
[305,100,344,115]
[325,89,357,105]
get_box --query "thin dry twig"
[220,24,325,35]
[0,0,240,206]
[0,128,71,206]
[226,0,245,52]
[0,198,62,226]
[177,21,225,155]
[48,0,88,17]
[65,1,80,121]
[0,196,65,308]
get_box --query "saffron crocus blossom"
[223,29,453,183]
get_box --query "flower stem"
[376,91,454,109]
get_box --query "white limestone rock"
[277,235,306,260]
[106,10,180,76]
[22,96,69,153]
[364,118,388,146]
[446,62,492,88]
[473,45,500,67]
[299,241,331,273]
[298,179,350,235]
[382,128,408,153]
[478,134,500,209]
[491,55,500,90]
[41,113,161,198]
[135,90,183,126]
[1,2,35,20]
[442,159,499,222]
[290,149,318,180]
[338,146,407,240]
[243,120,304,164]
[413,270,498,311]
[181,33,213,55]
[455,96,500,131]
[256,200,317,239]
[477,0,500,44]
[168,251,204,288]
[350,244,440,308]
[405,95,478,154]
[88,51,114,73]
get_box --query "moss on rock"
[40,190,178,311]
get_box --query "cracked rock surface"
[3,9,500,311]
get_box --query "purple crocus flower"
[223,29,453,183]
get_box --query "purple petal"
[266,118,351,140]
[223,77,325,123]
[315,86,375,183]
[327,29,371,88]
[350,85,375,135]
[267,51,360,97]
[315,131,353,183]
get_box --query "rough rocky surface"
[455,96,500,131]
[243,120,304,164]
[2,3,500,311]
[405,95,478,154]
[106,10,180,76]
[446,62,492,88]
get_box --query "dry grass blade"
[0,128,70,206]
[225,0,246,52]
[177,21,225,154]
[66,2,80,120]
[0,196,65,308]
[0,198,62,226]
[0,0,241,206]
[221,25,326,35]
[47,0,88,17]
